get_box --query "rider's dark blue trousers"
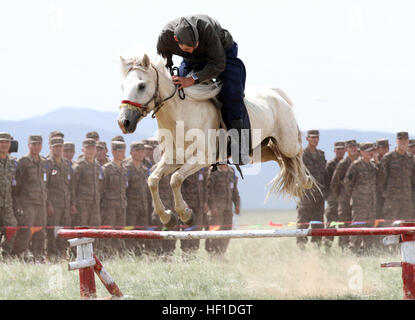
[179,42,246,129]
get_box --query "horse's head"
[118,53,158,134]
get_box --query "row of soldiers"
[0,130,240,262]
[298,129,415,254]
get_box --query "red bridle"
[121,100,143,109]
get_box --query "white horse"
[118,53,313,227]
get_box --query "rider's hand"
[172,76,195,89]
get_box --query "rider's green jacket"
[156,14,234,83]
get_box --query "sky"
[1,0,415,133]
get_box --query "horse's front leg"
[147,159,180,226]
[170,161,208,226]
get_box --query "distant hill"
[0,107,399,210]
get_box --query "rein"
[121,64,178,118]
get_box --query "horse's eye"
[138,83,145,91]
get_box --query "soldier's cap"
[397,132,409,139]
[63,142,75,150]
[130,141,145,151]
[174,17,199,47]
[111,135,125,142]
[409,139,415,147]
[345,139,357,147]
[111,141,126,151]
[334,141,345,149]
[28,135,43,144]
[50,137,64,147]
[0,132,12,142]
[306,130,319,137]
[48,130,64,140]
[86,131,100,140]
[376,139,389,148]
[82,138,96,148]
[96,141,108,150]
[359,142,375,152]
[144,144,153,149]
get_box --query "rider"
[157,14,249,165]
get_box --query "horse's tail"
[265,131,315,200]
[268,86,294,107]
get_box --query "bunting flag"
[209,225,220,231]
[30,227,43,238]
[351,221,366,226]
[329,221,345,227]
[99,226,113,230]
[6,227,19,241]
[310,221,323,225]
[374,219,385,228]
[269,221,284,228]
[0,216,413,236]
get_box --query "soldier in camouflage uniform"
[77,132,100,162]
[124,142,151,255]
[71,139,103,227]
[63,142,75,165]
[13,135,48,261]
[101,141,128,255]
[330,139,359,250]
[96,141,110,166]
[206,164,240,256]
[180,169,207,258]
[296,130,326,248]
[0,133,18,258]
[379,132,415,224]
[344,143,377,254]
[371,139,390,249]
[46,137,72,260]
[143,142,155,170]
[323,141,345,248]
[373,139,389,219]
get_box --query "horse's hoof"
[182,208,194,227]
[183,215,194,227]
[163,210,178,229]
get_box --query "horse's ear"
[120,56,131,76]
[141,54,150,69]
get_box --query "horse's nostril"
[123,119,130,129]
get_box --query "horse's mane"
[120,52,222,102]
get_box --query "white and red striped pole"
[59,226,415,300]
[58,227,415,240]
[93,255,123,298]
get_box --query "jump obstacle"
[58,223,415,300]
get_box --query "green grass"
[0,210,404,300]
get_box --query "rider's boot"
[228,118,250,165]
